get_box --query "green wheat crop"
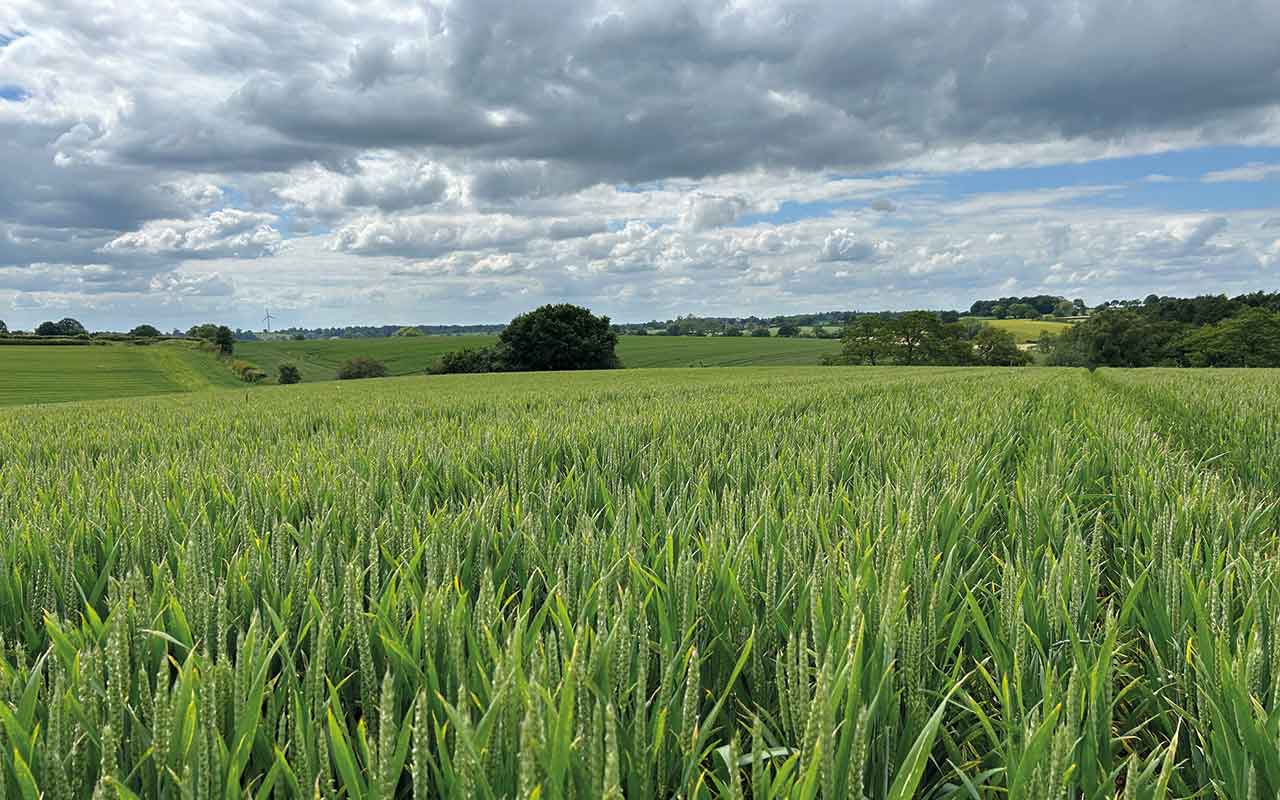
[1,366,1277,798]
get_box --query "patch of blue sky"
[263,203,323,238]
[615,180,664,193]
[274,209,330,238]
[1082,176,1279,213]
[215,186,324,239]
[737,198,870,226]
[937,145,1280,210]
[938,146,1276,192]
[741,146,1279,225]
[0,85,29,102]
[0,31,24,48]
[217,185,251,209]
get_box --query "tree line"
[246,323,507,340]
[620,310,872,337]
[11,291,1280,374]
[1,318,230,343]
[1038,293,1280,368]
[969,295,1086,319]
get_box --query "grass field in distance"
[239,333,841,381]
[0,334,841,406]
[967,316,1075,343]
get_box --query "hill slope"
[0,341,243,406]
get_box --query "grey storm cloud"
[341,164,451,212]
[0,122,199,238]
[229,1,1280,178]
[10,0,1280,179]
[10,0,1280,193]
[469,161,597,204]
[21,0,1277,189]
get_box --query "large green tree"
[214,325,235,355]
[897,311,962,364]
[499,304,619,371]
[974,326,1030,366]
[835,316,897,365]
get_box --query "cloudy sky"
[2,0,1280,330]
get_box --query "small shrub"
[277,364,302,385]
[337,357,389,380]
[229,359,266,383]
[433,346,510,374]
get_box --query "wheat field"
[1,366,1276,798]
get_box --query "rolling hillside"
[0,341,243,406]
